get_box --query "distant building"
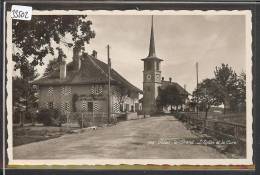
[33,51,142,115]
[142,17,188,114]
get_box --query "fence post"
[92,111,94,126]
[234,125,238,139]
[81,113,84,128]
[19,112,22,127]
[66,112,69,128]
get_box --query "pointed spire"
[148,16,156,57]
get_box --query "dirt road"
[13,116,226,159]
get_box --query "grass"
[13,124,77,146]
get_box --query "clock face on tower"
[156,74,160,81]
[146,74,152,80]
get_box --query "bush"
[38,108,64,126]
[117,113,127,122]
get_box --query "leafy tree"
[193,79,223,118]
[43,47,67,76]
[13,62,39,126]
[235,71,246,112]
[12,15,95,72]
[12,16,96,125]
[238,71,246,102]
[187,98,197,112]
[214,64,239,112]
[157,85,187,112]
[43,58,60,76]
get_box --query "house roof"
[32,53,142,93]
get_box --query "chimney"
[169,77,172,83]
[184,84,187,90]
[73,47,81,70]
[162,77,164,81]
[60,60,67,80]
[92,50,97,58]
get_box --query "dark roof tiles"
[32,54,142,93]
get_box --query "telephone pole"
[107,45,111,123]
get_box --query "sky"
[34,14,246,93]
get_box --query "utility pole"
[107,45,111,123]
[196,62,199,117]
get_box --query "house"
[32,50,142,117]
[142,17,188,115]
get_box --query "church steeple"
[148,16,156,57]
[142,16,163,115]
[142,16,162,61]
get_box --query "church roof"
[32,53,142,94]
[142,16,163,62]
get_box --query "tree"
[13,62,39,126]
[214,64,239,112]
[43,47,67,76]
[235,71,246,112]
[12,15,95,72]
[12,16,95,125]
[157,85,187,112]
[193,79,223,118]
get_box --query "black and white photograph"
[6,10,253,165]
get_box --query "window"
[61,86,71,96]
[81,100,87,111]
[91,85,103,95]
[131,105,134,112]
[146,61,152,71]
[32,85,38,91]
[135,103,139,112]
[48,102,53,109]
[156,61,160,71]
[120,104,124,112]
[125,104,130,112]
[65,102,70,111]
[48,87,54,96]
[87,102,93,112]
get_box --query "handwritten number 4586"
[12,9,29,19]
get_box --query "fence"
[63,112,120,128]
[175,112,246,143]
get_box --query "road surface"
[13,115,226,159]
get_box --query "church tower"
[142,16,163,115]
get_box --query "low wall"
[125,112,148,120]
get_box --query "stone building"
[142,17,188,115]
[32,51,142,115]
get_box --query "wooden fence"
[175,112,246,143]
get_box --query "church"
[142,17,189,115]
